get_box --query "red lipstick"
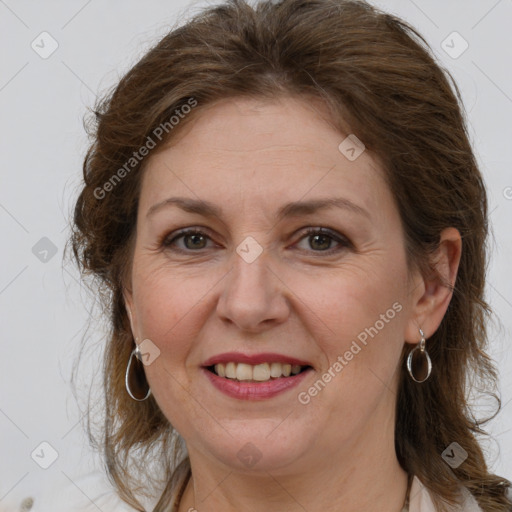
[201,352,313,401]
[202,352,312,367]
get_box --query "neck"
[177,401,408,512]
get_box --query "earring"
[406,328,432,383]
[125,343,151,401]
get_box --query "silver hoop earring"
[406,328,432,383]
[125,344,151,401]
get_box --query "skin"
[124,95,462,512]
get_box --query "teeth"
[270,362,282,378]
[225,362,236,379]
[253,363,270,381]
[216,363,226,378]
[236,363,253,381]
[213,362,306,381]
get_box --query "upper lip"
[202,352,313,367]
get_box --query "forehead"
[139,96,389,217]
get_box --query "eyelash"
[161,227,352,255]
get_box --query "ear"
[404,227,462,343]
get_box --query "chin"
[192,421,316,474]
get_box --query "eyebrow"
[146,196,370,221]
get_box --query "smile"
[201,353,314,400]
[208,362,309,382]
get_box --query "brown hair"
[68,0,512,510]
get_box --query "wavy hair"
[69,0,512,510]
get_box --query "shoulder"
[409,475,483,512]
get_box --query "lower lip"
[203,367,313,400]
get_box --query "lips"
[202,352,312,367]
[202,352,312,381]
[201,352,314,399]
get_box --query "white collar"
[409,475,483,512]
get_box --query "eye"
[294,227,352,254]
[161,226,352,255]
[162,228,215,252]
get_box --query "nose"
[216,249,290,333]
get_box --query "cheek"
[299,261,408,421]
[305,259,408,353]
[131,260,226,363]
[131,266,191,349]
[296,276,407,434]
[325,266,407,386]
[131,269,210,431]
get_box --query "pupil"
[312,234,330,250]
[187,234,205,249]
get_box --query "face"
[124,96,423,475]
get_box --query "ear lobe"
[405,227,462,342]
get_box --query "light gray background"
[1,0,511,510]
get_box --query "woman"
[69,0,512,510]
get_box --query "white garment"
[17,471,483,511]
[409,476,483,512]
